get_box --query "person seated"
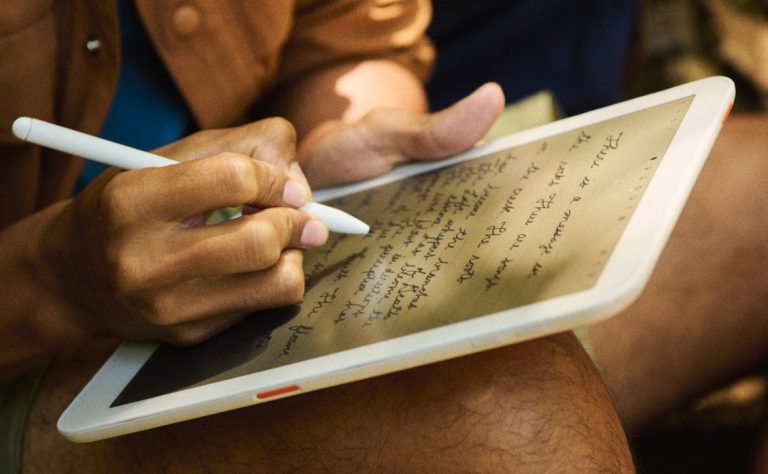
[429,0,768,470]
[1,1,634,472]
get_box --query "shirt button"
[173,5,202,36]
[84,37,102,55]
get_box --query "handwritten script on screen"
[113,97,693,403]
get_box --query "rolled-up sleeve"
[277,0,435,85]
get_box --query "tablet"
[58,76,735,442]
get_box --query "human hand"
[36,118,328,346]
[155,118,303,172]
[297,82,505,187]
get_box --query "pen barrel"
[13,116,369,234]
[22,118,176,170]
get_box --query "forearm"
[0,201,91,382]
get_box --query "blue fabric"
[75,0,195,193]
[426,0,636,115]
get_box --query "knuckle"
[134,293,195,330]
[213,153,285,204]
[213,153,255,200]
[99,176,134,224]
[105,249,169,298]
[261,117,297,145]
[246,118,297,167]
[243,219,282,265]
[113,292,177,332]
[186,128,212,143]
[272,259,305,304]
[119,293,172,327]
[260,174,284,203]
[141,296,178,327]
[105,250,146,293]
[163,328,209,347]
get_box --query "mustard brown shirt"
[0,0,433,229]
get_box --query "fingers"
[127,251,307,345]
[84,178,324,343]
[190,249,306,315]
[103,153,310,222]
[154,117,299,171]
[145,116,313,214]
[137,208,327,287]
[62,118,329,349]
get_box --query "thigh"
[590,113,768,431]
[23,332,633,473]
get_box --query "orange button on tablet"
[256,384,301,400]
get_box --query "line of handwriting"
[569,130,592,151]
[525,193,557,226]
[591,132,624,169]
[538,209,572,255]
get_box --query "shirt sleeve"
[277,0,435,86]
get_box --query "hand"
[154,118,303,172]
[36,118,328,346]
[298,83,505,187]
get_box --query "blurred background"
[623,1,768,472]
[631,0,768,113]
[424,1,768,471]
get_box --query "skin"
[590,114,768,434]
[266,60,507,187]
[23,333,634,473]
[0,119,327,382]
[7,56,635,471]
[0,68,506,382]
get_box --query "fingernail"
[283,180,308,207]
[301,220,329,248]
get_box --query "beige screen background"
[114,96,693,402]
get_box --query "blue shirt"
[75,0,195,193]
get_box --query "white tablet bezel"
[58,76,735,442]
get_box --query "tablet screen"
[112,95,693,406]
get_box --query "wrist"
[0,201,93,379]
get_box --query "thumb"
[372,82,506,160]
[297,83,506,188]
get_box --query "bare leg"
[23,333,633,473]
[590,114,768,433]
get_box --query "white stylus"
[12,117,369,235]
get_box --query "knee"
[287,332,636,471]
